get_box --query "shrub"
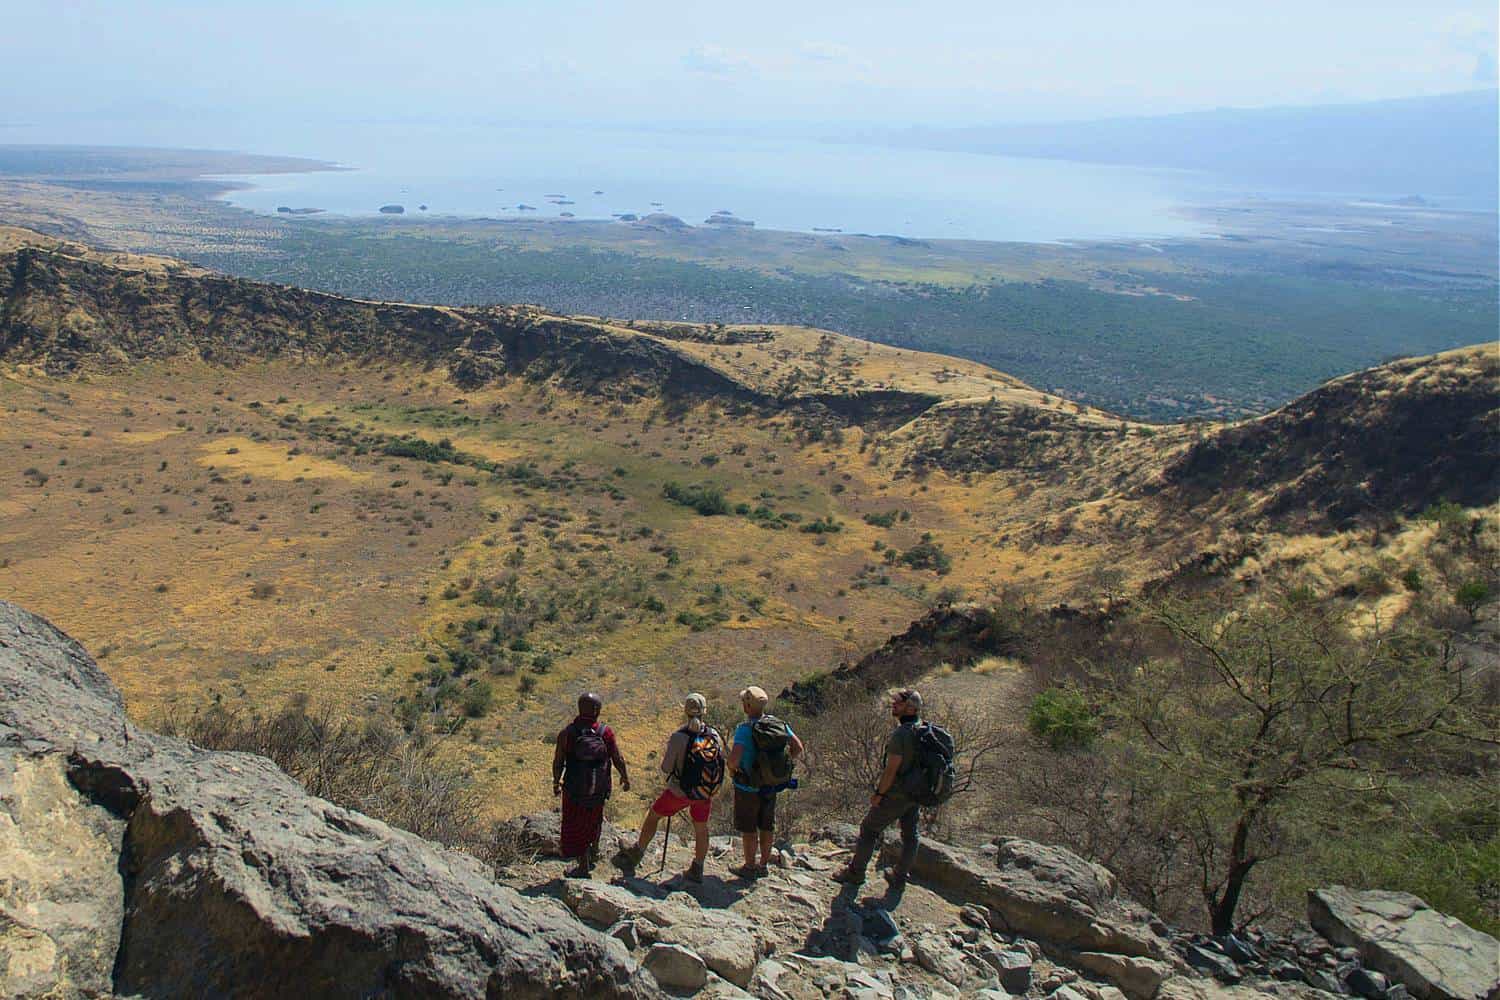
[1027,687,1098,750]
[1455,580,1491,622]
[899,534,952,575]
[250,581,277,599]
[461,681,495,718]
[155,697,529,866]
[663,481,729,516]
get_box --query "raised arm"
[789,731,805,759]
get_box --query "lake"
[206,120,1225,243]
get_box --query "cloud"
[1474,50,1498,84]
[681,44,754,76]
[798,41,852,64]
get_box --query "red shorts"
[651,789,712,824]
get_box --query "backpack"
[563,720,612,807]
[746,715,795,790]
[902,721,957,807]
[675,725,726,800]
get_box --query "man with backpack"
[616,693,725,883]
[552,692,630,879]
[831,688,954,895]
[727,685,803,878]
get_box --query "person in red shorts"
[616,693,725,883]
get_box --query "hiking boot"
[614,845,644,870]
[830,865,865,886]
[729,862,764,880]
[565,859,592,879]
[684,860,704,884]
[882,866,908,891]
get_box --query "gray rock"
[1071,951,1175,999]
[1184,943,1242,983]
[0,601,650,998]
[814,822,861,848]
[860,906,901,944]
[644,942,708,991]
[912,930,970,986]
[562,877,766,987]
[986,948,1034,994]
[611,918,642,950]
[1155,979,1285,1000]
[752,954,894,1000]
[1269,960,1307,983]
[961,904,994,929]
[881,836,1169,959]
[1309,886,1500,1000]
[0,751,126,998]
[1346,967,1390,999]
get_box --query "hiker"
[726,685,803,878]
[831,688,949,893]
[552,692,630,878]
[617,693,726,883]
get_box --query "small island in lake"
[378,204,404,214]
[275,206,324,215]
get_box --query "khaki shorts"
[733,788,777,833]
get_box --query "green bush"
[1027,687,1098,751]
[663,481,729,516]
[461,681,494,718]
[1455,580,1491,621]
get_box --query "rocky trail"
[3,598,1496,1000]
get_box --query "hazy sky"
[5,0,1497,127]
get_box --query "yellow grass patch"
[196,436,369,481]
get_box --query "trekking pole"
[658,815,671,874]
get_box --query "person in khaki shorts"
[726,686,803,878]
[831,688,923,892]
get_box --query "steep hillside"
[1152,346,1499,529]
[1,229,1493,843]
[0,235,1108,427]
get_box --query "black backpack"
[902,721,956,807]
[747,715,795,789]
[676,725,725,800]
[564,720,612,807]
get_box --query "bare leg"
[741,833,758,866]
[693,821,709,864]
[758,830,774,866]
[636,809,661,851]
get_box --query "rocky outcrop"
[0,601,652,999]
[781,603,1025,710]
[1308,887,1500,1000]
[885,836,1173,962]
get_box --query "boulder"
[752,954,894,1000]
[562,873,766,987]
[644,942,708,991]
[0,751,125,997]
[1155,978,1284,1000]
[1309,886,1500,1000]
[0,601,651,998]
[910,930,970,986]
[882,836,1169,959]
[1071,951,1174,999]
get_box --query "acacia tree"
[1103,595,1492,936]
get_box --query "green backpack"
[746,715,795,789]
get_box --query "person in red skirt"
[552,692,630,878]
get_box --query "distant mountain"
[874,90,1500,207]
